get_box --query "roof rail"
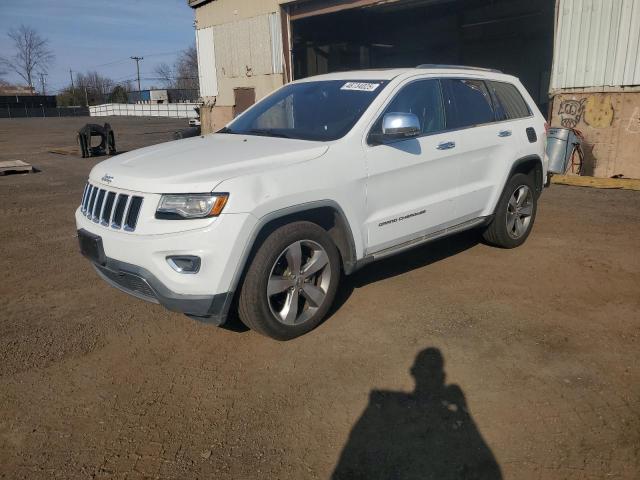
[416,64,503,74]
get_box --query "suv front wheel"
[483,172,538,248]
[238,221,340,340]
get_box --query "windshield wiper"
[217,126,235,134]
[245,128,293,139]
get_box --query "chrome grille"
[80,182,143,232]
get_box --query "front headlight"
[156,193,229,219]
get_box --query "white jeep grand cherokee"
[77,66,548,340]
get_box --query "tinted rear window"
[488,81,531,120]
[443,79,494,129]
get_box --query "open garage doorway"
[289,0,555,114]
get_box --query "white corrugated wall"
[551,0,640,90]
[196,27,219,97]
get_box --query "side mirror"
[382,112,421,138]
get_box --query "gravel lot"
[1,117,639,479]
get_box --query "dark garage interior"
[290,0,555,113]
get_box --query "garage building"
[188,0,640,179]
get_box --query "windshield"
[221,80,388,141]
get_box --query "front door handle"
[437,141,456,150]
[498,130,513,137]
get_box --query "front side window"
[487,81,531,120]
[369,79,445,143]
[443,79,494,129]
[222,80,388,142]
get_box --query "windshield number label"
[341,82,380,92]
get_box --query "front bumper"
[92,254,233,324]
[76,206,258,325]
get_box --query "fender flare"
[228,200,359,297]
[508,154,544,194]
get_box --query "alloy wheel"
[266,240,332,325]
[506,185,533,239]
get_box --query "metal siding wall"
[213,13,283,78]
[269,12,284,75]
[196,27,219,97]
[552,0,640,89]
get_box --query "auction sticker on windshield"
[341,82,380,92]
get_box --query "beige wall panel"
[216,73,284,106]
[214,15,273,78]
[200,105,234,134]
[551,92,640,179]
[195,0,281,27]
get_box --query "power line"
[80,50,183,71]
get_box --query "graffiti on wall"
[626,107,640,134]
[558,98,586,128]
[558,95,614,129]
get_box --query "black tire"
[238,221,340,340]
[483,173,538,248]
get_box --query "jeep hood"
[89,133,329,193]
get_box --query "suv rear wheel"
[238,221,340,340]
[483,173,537,248]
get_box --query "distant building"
[128,89,169,104]
[127,88,200,104]
[0,84,36,96]
[189,0,640,178]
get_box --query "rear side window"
[488,81,531,120]
[443,79,494,129]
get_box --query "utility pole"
[70,69,76,105]
[39,72,48,95]
[130,56,144,92]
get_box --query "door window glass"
[487,81,531,120]
[443,79,494,129]
[369,79,445,143]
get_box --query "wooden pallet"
[0,160,34,175]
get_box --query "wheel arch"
[229,201,359,297]
[508,155,544,197]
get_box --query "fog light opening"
[167,255,201,274]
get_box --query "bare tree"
[62,70,116,105]
[175,45,199,90]
[154,62,174,88]
[178,45,199,89]
[152,45,199,90]
[0,25,54,87]
[76,71,114,95]
[120,79,135,92]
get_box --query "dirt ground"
[0,117,639,479]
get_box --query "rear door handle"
[437,141,456,150]
[498,130,512,137]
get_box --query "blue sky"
[0,0,196,93]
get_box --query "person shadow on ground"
[332,348,502,480]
